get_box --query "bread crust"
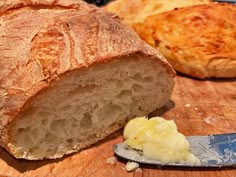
[132,3,236,78]
[0,0,175,156]
[104,0,212,25]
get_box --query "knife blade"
[113,133,236,167]
[214,0,236,3]
[84,0,236,5]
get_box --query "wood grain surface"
[0,75,236,177]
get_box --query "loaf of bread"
[106,1,236,79]
[104,0,212,26]
[132,3,236,78]
[0,0,175,160]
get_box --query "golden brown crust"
[132,3,236,78]
[104,0,212,25]
[0,0,175,150]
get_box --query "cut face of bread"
[7,57,174,160]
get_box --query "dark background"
[84,0,113,6]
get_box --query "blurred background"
[84,0,113,6]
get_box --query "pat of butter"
[123,117,200,165]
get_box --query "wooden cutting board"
[1,75,236,177]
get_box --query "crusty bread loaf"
[104,0,212,26]
[0,0,175,160]
[132,3,236,78]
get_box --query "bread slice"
[132,3,236,78]
[0,0,175,160]
[104,0,212,25]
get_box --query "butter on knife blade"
[123,117,200,165]
[114,117,236,167]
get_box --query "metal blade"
[113,133,236,167]
[214,0,236,3]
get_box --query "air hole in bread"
[80,113,92,129]
[45,133,57,142]
[17,127,30,134]
[18,128,25,133]
[41,119,48,126]
[138,106,144,112]
[31,128,40,143]
[116,90,132,99]
[132,84,143,93]
[144,76,154,82]
[50,119,66,133]
[29,147,39,154]
[67,84,96,97]
[133,73,143,82]
[66,139,73,144]
[46,148,56,155]
[97,103,122,122]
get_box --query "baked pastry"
[0,0,175,160]
[132,3,236,78]
[104,0,212,26]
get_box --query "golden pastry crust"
[104,0,212,25]
[133,3,236,78]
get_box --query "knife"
[214,0,236,3]
[113,133,236,167]
[84,0,236,5]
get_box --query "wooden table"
[1,75,236,177]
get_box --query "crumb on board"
[184,103,191,108]
[106,156,117,164]
[135,167,143,173]
[204,116,216,124]
[125,161,139,172]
